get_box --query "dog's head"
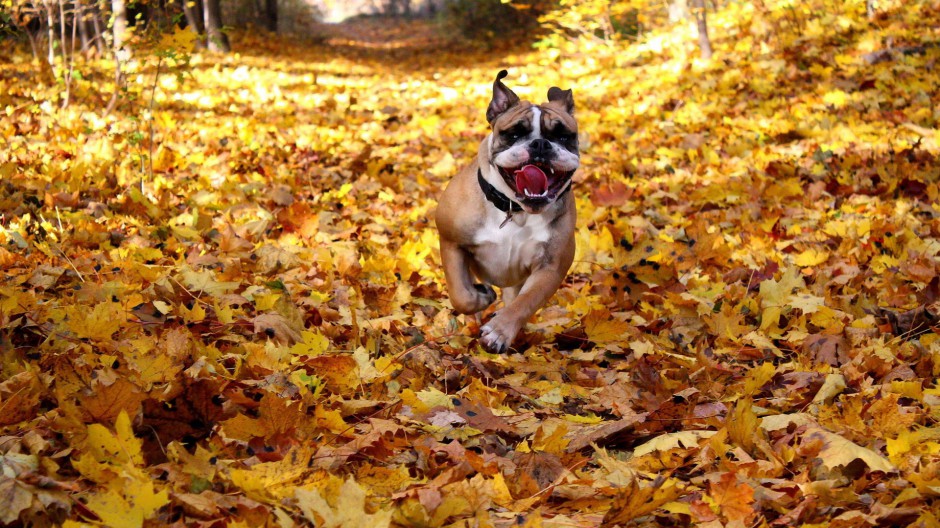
[483,70,579,213]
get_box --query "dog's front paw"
[480,314,521,354]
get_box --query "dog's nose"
[529,138,552,158]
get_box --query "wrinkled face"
[490,101,580,212]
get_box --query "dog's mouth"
[498,161,575,208]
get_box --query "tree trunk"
[76,0,91,52]
[44,1,56,66]
[262,0,277,32]
[61,0,73,107]
[111,0,130,57]
[182,0,206,48]
[669,0,689,24]
[203,0,230,52]
[90,3,107,54]
[691,0,713,59]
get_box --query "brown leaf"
[451,398,517,437]
[510,451,567,498]
[709,472,756,524]
[873,303,940,340]
[253,312,303,345]
[589,181,632,207]
[302,355,359,394]
[566,413,648,452]
[0,371,43,426]
[78,378,146,424]
[141,379,227,462]
[0,479,33,525]
[602,475,683,526]
[803,334,849,366]
[221,393,316,442]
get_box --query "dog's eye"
[547,128,577,144]
[501,124,529,142]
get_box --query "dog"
[435,70,579,353]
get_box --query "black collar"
[478,168,523,214]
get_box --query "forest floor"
[2,2,940,526]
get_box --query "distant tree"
[111,0,129,55]
[182,0,205,36]
[690,0,712,59]
[74,0,106,54]
[181,0,229,52]
[258,0,277,31]
[203,0,229,51]
[539,0,714,59]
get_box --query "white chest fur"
[470,208,552,288]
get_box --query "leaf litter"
[2,3,940,526]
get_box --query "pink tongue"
[513,165,548,196]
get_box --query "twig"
[52,243,85,283]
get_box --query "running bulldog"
[435,70,579,353]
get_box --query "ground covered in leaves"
[2,2,940,526]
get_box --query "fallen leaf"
[296,477,392,528]
[808,428,896,473]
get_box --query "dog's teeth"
[524,189,532,197]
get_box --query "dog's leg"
[481,268,565,353]
[440,241,496,314]
[501,284,521,306]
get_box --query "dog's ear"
[486,70,520,124]
[547,86,575,115]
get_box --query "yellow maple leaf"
[789,292,826,313]
[584,309,630,344]
[354,347,388,382]
[603,475,684,525]
[808,428,896,473]
[72,411,168,527]
[759,266,804,307]
[728,397,764,453]
[794,248,830,267]
[822,89,849,107]
[759,266,805,335]
[742,362,776,396]
[314,405,349,435]
[296,477,392,528]
[126,342,181,389]
[181,267,239,297]
[531,422,569,455]
[83,410,143,467]
[229,446,316,501]
[633,430,717,457]
[65,302,123,341]
[178,301,206,323]
[158,27,197,52]
[84,480,168,528]
[221,393,315,441]
[291,330,330,356]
